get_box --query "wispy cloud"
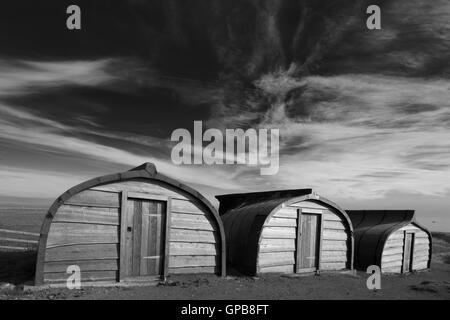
[0,59,116,95]
[0,0,450,209]
[1,58,450,201]
[225,72,450,199]
[0,103,241,195]
[0,59,243,199]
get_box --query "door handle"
[127,227,132,232]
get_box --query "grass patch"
[0,250,37,285]
[432,232,450,244]
[443,255,450,265]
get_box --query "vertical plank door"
[297,214,321,272]
[123,198,166,278]
[403,232,414,273]
[140,200,166,276]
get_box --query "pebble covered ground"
[1,233,449,300]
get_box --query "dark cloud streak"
[0,1,449,211]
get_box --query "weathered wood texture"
[168,198,220,274]
[347,210,432,274]
[218,190,354,276]
[258,200,350,273]
[381,224,430,273]
[42,179,222,284]
[122,198,167,277]
[297,214,320,270]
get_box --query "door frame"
[295,209,324,274]
[402,231,415,273]
[119,191,172,281]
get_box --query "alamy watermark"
[366,265,381,290]
[65,4,381,31]
[171,121,279,175]
[66,265,81,289]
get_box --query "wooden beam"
[295,209,302,273]
[127,192,169,201]
[317,214,324,272]
[119,191,128,281]
[164,197,172,280]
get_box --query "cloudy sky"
[0,0,449,230]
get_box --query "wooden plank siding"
[52,205,120,225]
[64,190,120,208]
[91,180,189,201]
[320,207,349,271]
[46,223,119,247]
[258,200,350,273]
[381,223,431,274]
[42,179,222,284]
[168,198,220,274]
[44,271,118,283]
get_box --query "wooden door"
[297,213,321,272]
[123,198,167,279]
[403,232,414,273]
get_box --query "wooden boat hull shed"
[35,163,226,286]
[346,210,432,274]
[217,190,354,275]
